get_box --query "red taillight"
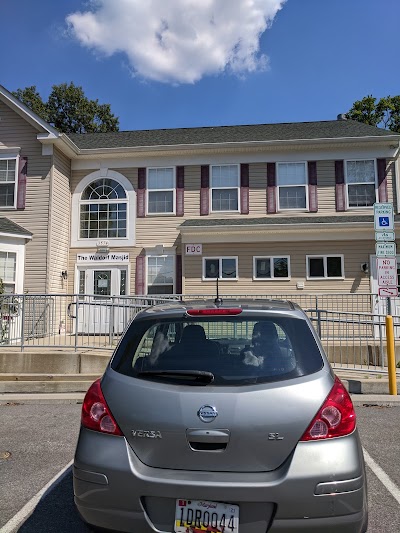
[81,379,123,436]
[300,376,356,441]
[186,308,242,316]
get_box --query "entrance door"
[76,267,128,334]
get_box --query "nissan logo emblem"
[197,405,218,423]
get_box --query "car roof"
[136,299,305,319]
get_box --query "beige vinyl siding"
[248,163,267,215]
[71,168,138,194]
[183,165,202,219]
[70,169,97,194]
[183,240,375,296]
[71,160,391,231]
[0,100,51,293]
[386,160,395,207]
[70,159,394,297]
[48,148,71,293]
[315,160,335,212]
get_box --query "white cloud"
[66,0,286,84]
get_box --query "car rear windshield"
[112,316,324,386]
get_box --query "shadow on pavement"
[18,471,91,532]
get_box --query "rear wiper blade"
[137,370,214,385]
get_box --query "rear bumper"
[74,427,367,533]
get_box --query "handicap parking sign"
[374,203,394,231]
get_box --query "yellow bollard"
[386,315,398,395]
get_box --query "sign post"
[374,203,397,395]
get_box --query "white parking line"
[363,448,400,505]
[1,460,73,533]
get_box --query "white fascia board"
[48,135,80,159]
[71,146,400,171]
[37,133,60,142]
[37,134,80,159]
[0,232,32,241]
[0,85,60,136]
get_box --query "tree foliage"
[12,82,119,134]
[346,95,400,133]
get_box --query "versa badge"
[132,430,162,439]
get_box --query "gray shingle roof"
[68,120,398,150]
[0,217,32,236]
[181,215,393,228]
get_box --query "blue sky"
[1,0,399,131]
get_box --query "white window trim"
[146,251,176,294]
[210,164,241,214]
[345,158,378,210]
[306,254,345,280]
[276,161,309,212]
[0,240,26,293]
[202,256,239,281]
[146,167,176,216]
[0,155,19,210]
[253,256,291,281]
[71,170,136,248]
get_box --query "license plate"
[174,499,239,533]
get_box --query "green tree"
[13,85,49,121]
[12,82,119,134]
[346,95,400,133]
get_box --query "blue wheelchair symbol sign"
[379,216,390,227]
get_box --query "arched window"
[80,178,127,239]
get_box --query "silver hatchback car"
[73,300,368,533]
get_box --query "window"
[211,165,239,212]
[114,317,323,387]
[307,255,344,279]
[93,270,112,299]
[147,168,175,214]
[0,158,17,208]
[346,160,376,207]
[120,269,127,296]
[0,251,17,292]
[147,255,175,294]
[203,257,238,280]
[254,257,290,280]
[277,162,307,210]
[78,270,86,300]
[80,178,127,239]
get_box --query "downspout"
[45,150,55,294]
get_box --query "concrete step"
[340,378,399,395]
[0,372,398,395]
[0,379,398,395]
[0,373,100,382]
[0,380,93,394]
[0,392,399,406]
[0,351,111,374]
[0,393,85,404]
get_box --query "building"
[1,84,399,310]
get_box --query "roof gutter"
[0,231,32,240]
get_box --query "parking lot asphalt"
[1,403,400,532]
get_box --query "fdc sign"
[185,244,202,255]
